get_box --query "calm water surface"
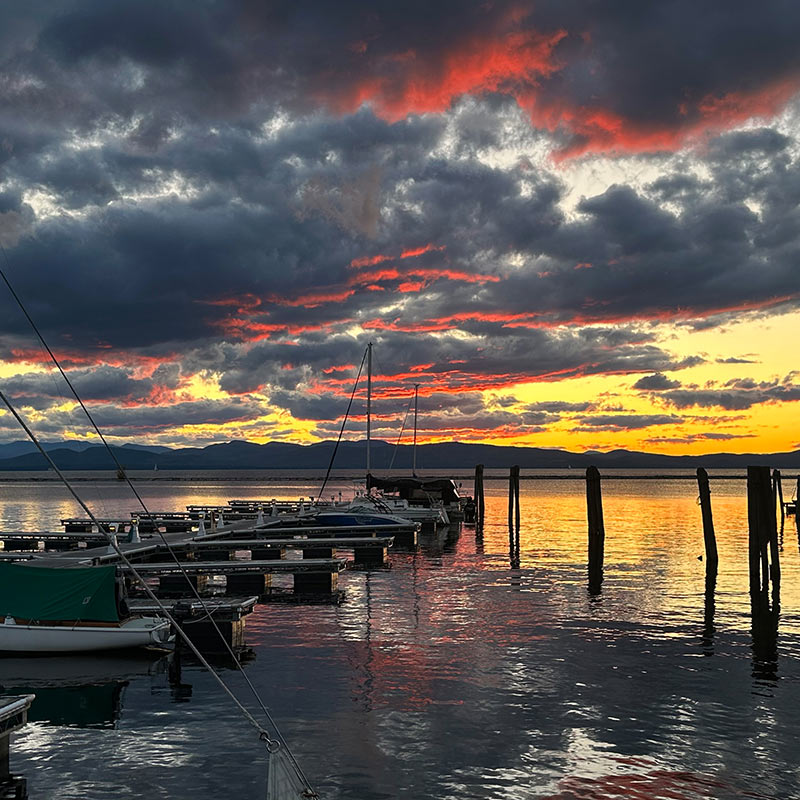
[1,469,799,799]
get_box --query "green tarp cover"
[0,562,119,623]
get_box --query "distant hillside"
[0,439,797,471]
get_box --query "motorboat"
[259,507,417,530]
[366,474,464,522]
[342,493,449,526]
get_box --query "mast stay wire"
[0,391,273,740]
[0,245,317,796]
[388,394,413,473]
[317,346,367,503]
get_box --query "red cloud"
[350,253,392,268]
[327,29,566,119]
[350,243,446,268]
[321,24,800,157]
[399,244,446,259]
[7,348,178,372]
[197,294,262,313]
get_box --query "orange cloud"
[350,253,392,268]
[399,243,446,259]
[327,29,566,119]
[268,288,356,308]
[198,294,262,312]
[350,242,446,268]
[323,25,800,157]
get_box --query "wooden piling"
[774,469,785,527]
[474,464,485,527]
[507,465,520,531]
[696,468,718,576]
[586,466,605,594]
[747,465,780,598]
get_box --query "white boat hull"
[345,498,449,526]
[0,617,172,653]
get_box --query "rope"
[0,391,271,739]
[388,394,413,472]
[0,246,317,796]
[317,347,367,503]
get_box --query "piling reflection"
[701,572,716,656]
[167,651,194,702]
[4,472,800,799]
[508,523,520,571]
[751,589,780,684]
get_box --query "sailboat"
[356,347,456,526]
[0,562,170,652]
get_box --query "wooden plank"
[128,597,258,615]
[197,523,413,540]
[0,695,35,738]
[122,558,347,574]
[183,536,394,549]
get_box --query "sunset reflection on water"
[1,470,799,798]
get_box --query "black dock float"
[0,694,34,798]
[226,573,271,597]
[124,558,347,601]
[130,598,257,657]
[158,574,210,596]
[183,536,394,567]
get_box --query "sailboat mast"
[413,383,419,476]
[366,341,372,474]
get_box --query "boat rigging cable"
[0,247,318,798]
[388,393,414,472]
[316,346,368,503]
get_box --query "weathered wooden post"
[747,465,780,597]
[696,468,718,577]
[796,477,800,534]
[474,464,485,527]
[586,466,605,594]
[773,469,785,528]
[507,468,513,529]
[507,465,520,531]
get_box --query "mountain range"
[0,439,797,471]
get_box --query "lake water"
[1,469,799,799]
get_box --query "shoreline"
[0,472,795,482]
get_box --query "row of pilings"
[472,463,795,594]
[473,462,796,675]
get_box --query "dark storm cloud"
[1,366,160,406]
[660,376,800,411]
[633,374,681,391]
[17,2,800,140]
[215,326,701,407]
[645,432,754,445]
[524,401,593,413]
[83,398,263,432]
[576,414,683,431]
[1,4,799,354]
[1,2,799,443]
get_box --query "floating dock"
[0,694,34,799]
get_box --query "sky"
[0,1,799,455]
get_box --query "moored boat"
[0,562,171,653]
[366,474,464,522]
